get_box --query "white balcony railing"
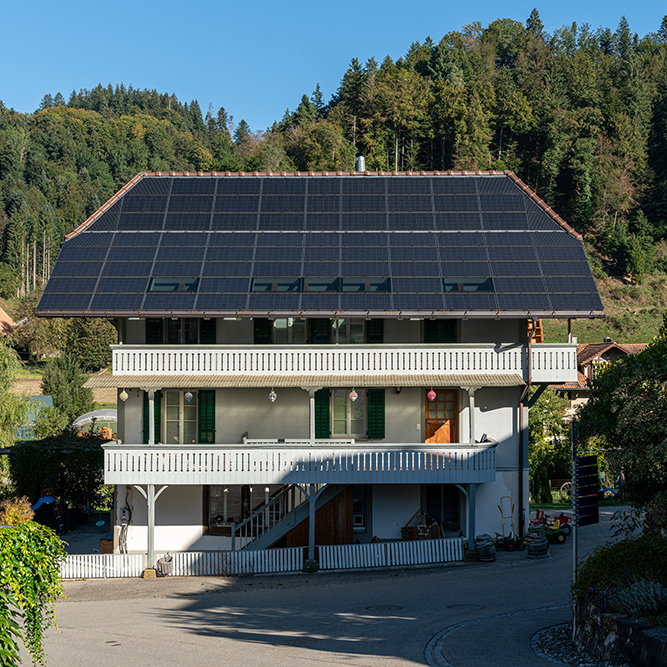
[111,343,577,384]
[103,441,497,486]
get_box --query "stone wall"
[574,599,667,665]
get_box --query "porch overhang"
[85,372,525,389]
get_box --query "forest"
[1,10,666,307]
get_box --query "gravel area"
[531,623,630,666]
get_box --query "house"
[36,168,603,567]
[553,338,647,415]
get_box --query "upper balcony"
[109,343,577,386]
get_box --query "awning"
[85,372,525,389]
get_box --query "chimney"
[604,337,612,343]
[355,156,366,172]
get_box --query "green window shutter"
[367,388,385,439]
[254,318,272,344]
[309,319,331,344]
[314,389,331,438]
[198,390,216,444]
[143,390,162,444]
[424,319,456,343]
[146,319,164,344]
[366,319,384,343]
[200,319,216,344]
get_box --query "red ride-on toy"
[530,510,573,536]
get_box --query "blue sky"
[1,1,665,133]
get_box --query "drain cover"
[365,605,403,611]
[447,604,485,610]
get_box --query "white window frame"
[331,389,367,437]
[163,390,198,445]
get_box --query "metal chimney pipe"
[355,156,366,172]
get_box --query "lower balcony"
[103,440,496,486]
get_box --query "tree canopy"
[578,317,667,505]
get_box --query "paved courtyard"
[36,508,621,666]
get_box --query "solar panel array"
[37,175,603,316]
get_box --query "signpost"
[571,419,600,640]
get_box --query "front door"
[425,389,458,443]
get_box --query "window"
[443,277,494,292]
[272,318,306,344]
[164,390,198,445]
[332,319,364,344]
[149,277,199,292]
[146,318,216,344]
[204,485,252,536]
[332,389,366,437]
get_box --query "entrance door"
[425,390,458,443]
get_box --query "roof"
[37,171,604,320]
[84,372,525,389]
[577,341,648,365]
[0,307,16,335]
[552,370,589,392]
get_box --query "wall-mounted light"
[269,389,277,403]
[349,389,358,402]
[119,389,128,402]
[395,387,401,394]
[427,388,437,402]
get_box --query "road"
[37,508,622,666]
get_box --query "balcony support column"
[462,386,479,445]
[133,484,168,574]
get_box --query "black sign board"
[575,455,599,526]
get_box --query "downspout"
[518,318,537,538]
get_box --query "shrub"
[0,496,35,525]
[65,318,116,372]
[573,534,667,613]
[40,353,93,423]
[610,577,667,618]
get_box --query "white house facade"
[37,169,603,569]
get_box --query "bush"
[40,353,93,423]
[8,434,105,507]
[65,318,116,372]
[610,577,667,618]
[0,496,34,525]
[573,533,667,614]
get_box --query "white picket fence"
[318,537,464,570]
[60,537,463,579]
[60,553,145,579]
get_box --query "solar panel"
[496,293,551,310]
[197,293,248,309]
[105,247,154,262]
[433,195,479,212]
[393,293,444,310]
[151,262,202,276]
[342,195,386,213]
[444,292,497,310]
[142,293,198,310]
[387,178,432,195]
[481,212,529,230]
[164,213,211,230]
[217,179,261,195]
[90,293,145,310]
[38,174,602,316]
[215,196,259,212]
[123,196,168,213]
[171,178,217,195]
[262,179,306,195]
[387,195,432,212]
[102,262,152,277]
[261,195,304,213]
[117,213,165,230]
[258,213,303,231]
[342,178,384,195]
[478,194,525,212]
[127,177,172,196]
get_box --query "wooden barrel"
[475,534,496,562]
[526,528,549,558]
